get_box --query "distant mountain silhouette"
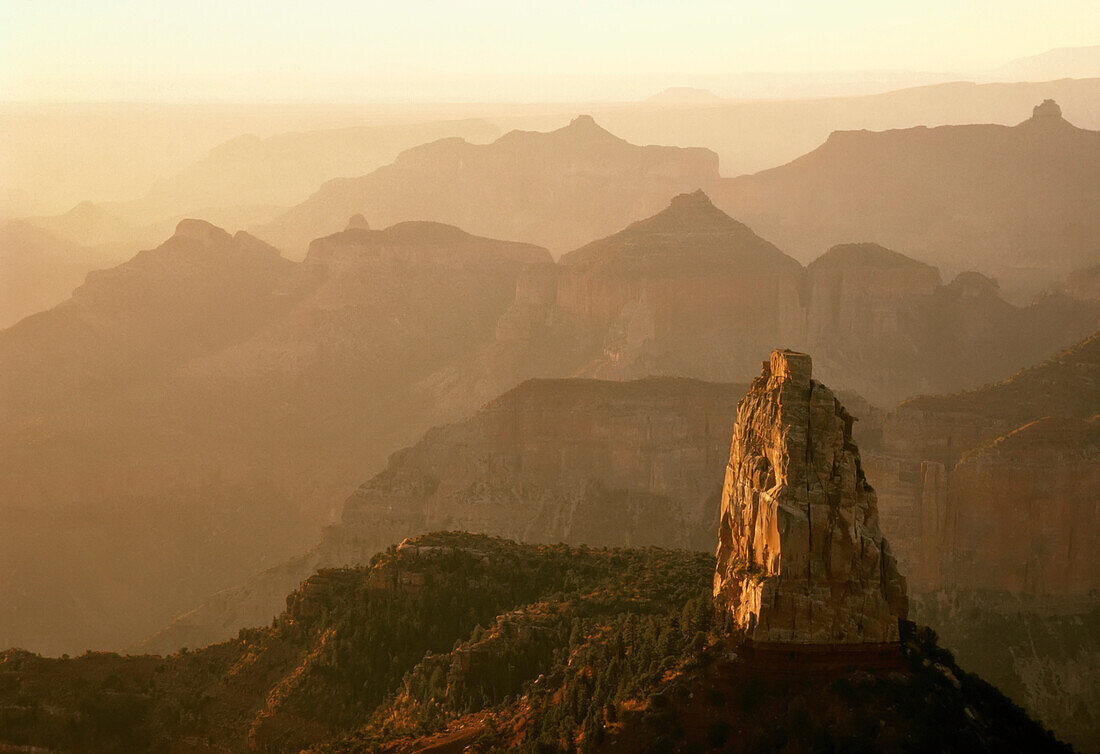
[122,119,500,226]
[561,188,796,273]
[26,201,136,247]
[715,100,1100,295]
[647,86,724,103]
[254,115,719,257]
[424,192,1098,412]
[0,219,131,327]
[492,78,1100,179]
[0,218,547,654]
[996,46,1100,80]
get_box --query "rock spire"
[714,349,908,644]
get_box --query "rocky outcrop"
[1029,98,1065,121]
[714,350,907,644]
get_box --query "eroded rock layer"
[714,350,907,644]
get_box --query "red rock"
[714,350,908,644]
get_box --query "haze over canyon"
[2,9,1099,750]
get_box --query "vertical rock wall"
[714,349,908,644]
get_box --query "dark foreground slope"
[0,534,1066,753]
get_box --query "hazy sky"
[2,0,1098,102]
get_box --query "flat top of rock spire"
[769,349,812,387]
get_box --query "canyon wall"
[862,333,1100,750]
[141,341,1100,746]
[866,333,1100,591]
[135,377,747,654]
[428,192,1098,414]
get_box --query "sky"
[1,0,1098,102]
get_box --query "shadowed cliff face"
[869,332,1100,594]
[862,332,1100,750]
[254,116,720,257]
[715,101,1100,298]
[341,377,742,550]
[945,416,1099,595]
[714,350,908,644]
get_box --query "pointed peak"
[553,114,620,142]
[668,188,718,210]
[635,190,739,232]
[173,218,232,245]
[57,200,123,226]
[561,189,797,272]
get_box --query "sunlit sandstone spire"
[714,349,908,644]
